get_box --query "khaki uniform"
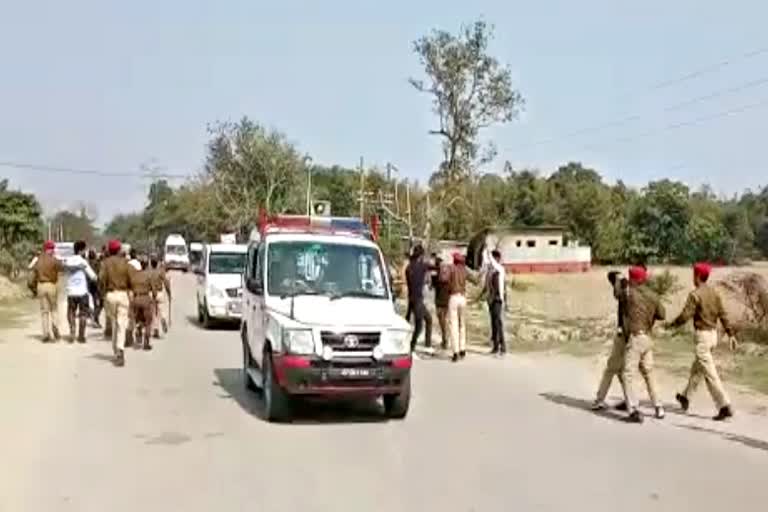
[621,285,665,411]
[670,284,732,409]
[442,264,468,355]
[33,253,63,340]
[149,267,171,335]
[129,269,156,348]
[99,255,131,356]
[595,278,628,403]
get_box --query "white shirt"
[128,259,141,270]
[63,255,97,297]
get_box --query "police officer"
[621,266,665,423]
[32,240,63,342]
[666,262,735,421]
[128,256,156,351]
[99,240,132,367]
[592,270,629,410]
[148,255,171,337]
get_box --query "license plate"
[339,368,372,378]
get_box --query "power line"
[579,97,768,152]
[512,75,768,150]
[0,160,190,179]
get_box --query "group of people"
[28,239,172,367]
[593,262,736,423]
[404,245,507,362]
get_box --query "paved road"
[1,274,767,512]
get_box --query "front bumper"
[207,300,242,320]
[273,354,411,395]
[165,261,189,271]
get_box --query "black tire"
[262,351,292,422]
[197,301,204,324]
[383,374,411,419]
[242,337,257,391]
[201,302,212,329]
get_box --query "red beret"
[452,252,465,264]
[43,240,55,251]
[628,266,647,284]
[693,262,711,279]
[107,240,122,254]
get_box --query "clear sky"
[1,0,767,224]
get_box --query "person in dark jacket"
[483,249,507,355]
[431,254,450,350]
[405,244,433,354]
[592,270,629,411]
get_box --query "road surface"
[1,274,767,512]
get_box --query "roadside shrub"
[646,270,683,301]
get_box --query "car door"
[246,243,266,367]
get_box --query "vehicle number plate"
[339,368,372,378]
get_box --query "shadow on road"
[185,315,240,332]
[539,392,628,423]
[88,353,116,364]
[213,368,388,425]
[672,424,768,453]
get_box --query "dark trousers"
[405,300,414,322]
[89,283,102,324]
[489,300,505,353]
[410,300,432,351]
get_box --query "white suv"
[240,216,412,422]
[196,243,248,328]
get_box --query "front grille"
[320,331,380,352]
[225,288,241,298]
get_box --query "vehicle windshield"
[266,241,388,299]
[166,245,187,255]
[209,252,246,274]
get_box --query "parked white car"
[196,243,248,328]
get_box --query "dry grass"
[460,263,768,394]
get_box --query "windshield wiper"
[329,290,383,301]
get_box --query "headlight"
[282,329,315,355]
[207,284,225,299]
[380,329,410,355]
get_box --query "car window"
[208,252,246,274]
[166,245,187,255]
[266,241,387,299]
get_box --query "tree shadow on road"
[671,424,768,453]
[539,392,629,423]
[213,368,389,425]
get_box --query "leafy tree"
[410,19,524,186]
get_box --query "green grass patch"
[0,300,33,330]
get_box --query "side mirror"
[245,277,263,295]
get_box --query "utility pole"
[406,183,413,243]
[359,156,365,218]
[305,156,313,216]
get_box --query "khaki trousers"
[596,333,626,402]
[622,333,662,410]
[105,291,130,354]
[436,305,449,348]
[38,282,59,338]
[448,293,467,354]
[152,290,167,333]
[683,330,730,408]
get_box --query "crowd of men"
[404,244,737,423]
[404,245,506,362]
[28,239,172,367]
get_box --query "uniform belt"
[133,292,151,297]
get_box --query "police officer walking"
[128,256,157,351]
[621,266,666,423]
[592,270,629,410]
[99,240,132,367]
[666,263,736,421]
[148,255,171,338]
[32,240,63,342]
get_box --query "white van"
[196,243,248,327]
[164,234,189,272]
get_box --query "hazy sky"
[1,0,767,224]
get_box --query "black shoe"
[451,353,459,363]
[713,405,733,421]
[613,401,628,412]
[676,393,690,412]
[625,410,644,424]
[143,342,152,351]
[41,336,52,343]
[459,351,466,359]
[489,347,498,355]
[114,351,125,367]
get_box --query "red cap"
[693,262,711,280]
[107,240,121,254]
[452,252,465,264]
[43,240,55,251]
[628,266,647,284]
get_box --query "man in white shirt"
[483,247,507,355]
[63,240,97,343]
[128,248,141,271]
